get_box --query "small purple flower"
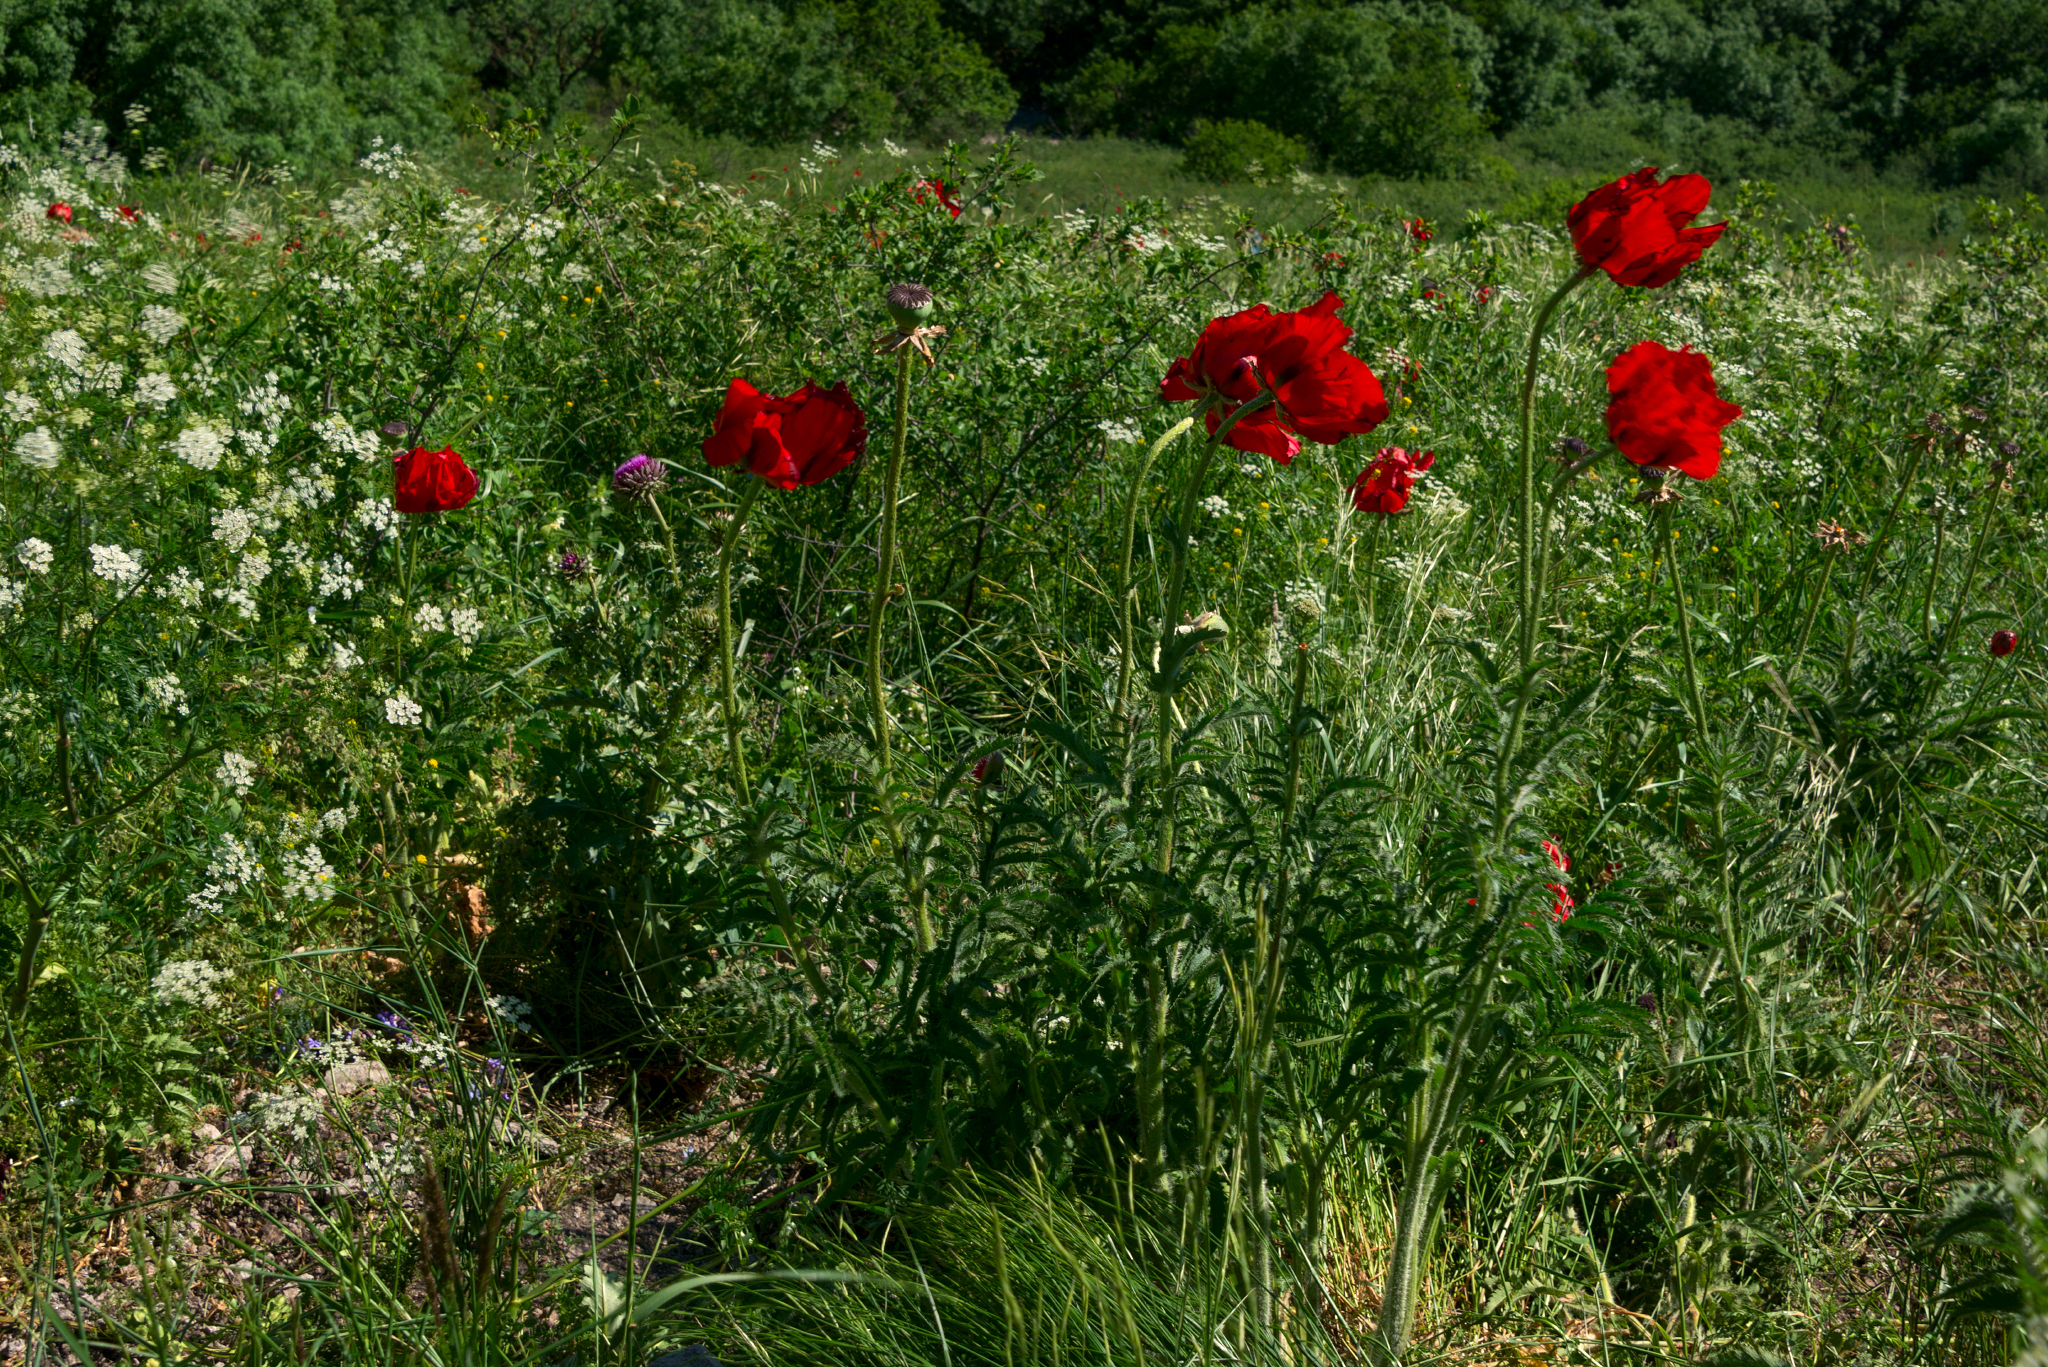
[612,453,667,500]
[558,549,590,581]
[269,985,285,1007]
[299,1036,323,1054]
[374,1008,412,1036]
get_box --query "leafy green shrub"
[1180,117,1304,183]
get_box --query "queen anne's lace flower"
[138,304,186,344]
[153,959,230,1010]
[173,421,230,470]
[216,750,257,793]
[13,426,59,469]
[88,543,143,585]
[384,695,423,726]
[449,606,483,645]
[132,372,176,407]
[145,674,189,714]
[14,538,52,574]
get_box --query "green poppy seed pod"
[885,281,935,329]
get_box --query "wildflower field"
[2,113,2046,1367]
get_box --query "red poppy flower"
[1406,217,1432,243]
[703,378,867,489]
[1349,446,1435,515]
[1990,629,2019,657]
[45,203,71,224]
[116,205,140,222]
[1159,291,1389,464]
[1546,883,1574,923]
[1604,341,1743,480]
[394,446,479,513]
[912,178,961,219]
[1568,167,1726,288]
[1542,839,1569,873]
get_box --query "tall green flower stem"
[716,477,767,802]
[636,489,695,822]
[1658,499,1750,1058]
[1655,503,1710,733]
[1838,434,1933,688]
[1516,266,1597,671]
[866,344,934,951]
[1374,863,1511,1362]
[1243,644,1312,1328]
[1137,393,1268,1187]
[1114,415,1199,725]
[1920,503,1947,640]
[1935,479,2005,665]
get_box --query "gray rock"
[649,1348,721,1367]
[325,1061,392,1095]
[190,1122,223,1144]
[193,1142,254,1177]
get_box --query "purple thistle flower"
[558,549,590,581]
[612,453,667,500]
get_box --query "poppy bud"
[886,282,935,329]
[971,751,1004,786]
[1990,630,2018,658]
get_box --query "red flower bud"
[1990,629,2019,658]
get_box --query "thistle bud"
[558,550,590,581]
[885,281,935,329]
[611,453,667,500]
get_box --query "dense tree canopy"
[0,0,2037,188]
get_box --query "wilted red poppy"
[1605,341,1743,480]
[45,203,71,224]
[912,178,961,219]
[394,446,479,513]
[1990,629,2019,657]
[703,378,867,489]
[1349,446,1435,515]
[1568,168,1726,288]
[1160,291,1388,464]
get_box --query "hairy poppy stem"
[1516,267,1596,671]
[1656,504,1710,732]
[716,477,766,802]
[867,345,932,951]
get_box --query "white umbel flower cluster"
[88,543,143,585]
[13,426,59,469]
[153,959,231,1010]
[14,537,52,574]
[215,750,257,793]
